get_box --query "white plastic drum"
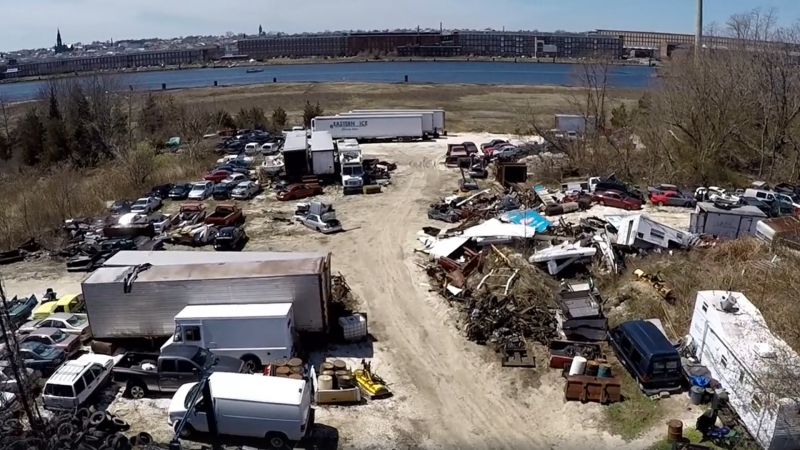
[318,374,334,390]
[569,356,587,376]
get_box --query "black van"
[608,320,683,395]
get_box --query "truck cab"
[162,303,296,373]
[338,140,364,194]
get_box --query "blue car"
[5,295,37,327]
[7,341,66,376]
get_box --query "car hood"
[168,383,194,417]
[210,356,245,373]
[169,187,187,194]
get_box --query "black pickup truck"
[111,345,244,399]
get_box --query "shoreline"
[0,56,656,85]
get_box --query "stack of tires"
[1,407,158,450]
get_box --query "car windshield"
[50,330,68,343]
[191,184,206,191]
[132,200,147,206]
[23,342,50,356]
[184,383,202,409]
[66,315,86,327]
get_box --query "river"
[0,61,655,102]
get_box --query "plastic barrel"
[318,375,333,390]
[290,365,303,374]
[321,362,335,372]
[597,364,611,378]
[332,360,347,370]
[689,386,705,405]
[338,375,354,388]
[667,420,683,442]
[288,374,303,380]
[569,356,587,376]
[273,358,288,367]
[288,358,303,368]
[275,366,291,376]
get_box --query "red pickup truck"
[204,204,244,226]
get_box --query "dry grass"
[600,239,800,350]
[0,151,217,250]
[161,82,641,134]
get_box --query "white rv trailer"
[351,109,446,136]
[689,291,800,450]
[310,114,424,141]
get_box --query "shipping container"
[311,114,424,140]
[340,111,435,136]
[82,257,331,339]
[351,109,446,135]
[283,130,308,152]
[103,250,327,267]
[309,131,336,175]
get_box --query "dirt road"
[1,133,696,449]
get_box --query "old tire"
[88,411,106,427]
[111,434,127,450]
[266,432,289,449]
[126,381,147,399]
[57,422,74,437]
[624,205,632,210]
[84,435,102,447]
[657,201,664,207]
[111,417,129,431]
[135,432,152,446]
[241,355,262,373]
[76,408,92,420]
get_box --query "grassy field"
[162,82,643,133]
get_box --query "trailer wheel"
[241,355,262,373]
[173,421,193,438]
[265,432,289,449]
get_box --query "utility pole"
[695,0,703,62]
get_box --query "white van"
[168,372,313,448]
[161,303,295,372]
[42,353,119,410]
[244,142,260,154]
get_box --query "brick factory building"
[346,31,442,55]
[452,31,622,58]
[236,35,348,58]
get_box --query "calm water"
[0,61,655,102]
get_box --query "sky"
[2,0,799,52]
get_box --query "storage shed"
[689,202,767,239]
[689,291,800,450]
[82,258,331,339]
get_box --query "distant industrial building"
[236,35,347,58]
[452,31,623,59]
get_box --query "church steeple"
[56,29,62,48]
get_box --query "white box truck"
[337,139,364,194]
[309,131,336,175]
[161,303,295,371]
[339,111,434,138]
[168,372,313,447]
[311,114,424,141]
[351,109,446,136]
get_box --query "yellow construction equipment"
[353,359,391,399]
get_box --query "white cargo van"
[161,303,295,372]
[168,372,313,448]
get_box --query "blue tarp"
[502,209,551,232]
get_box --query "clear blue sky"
[1,0,798,52]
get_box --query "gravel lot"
[2,132,699,449]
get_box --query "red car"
[593,190,642,210]
[276,183,324,201]
[203,169,231,183]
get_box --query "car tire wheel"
[127,382,146,399]
[657,201,664,207]
[599,201,605,206]
[266,432,289,449]
[174,421,193,439]
[241,355,262,373]
[625,205,632,211]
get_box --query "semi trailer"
[338,111,435,137]
[350,109,446,136]
[311,114,424,141]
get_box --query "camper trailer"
[689,291,800,450]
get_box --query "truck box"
[339,111,434,137]
[309,131,336,175]
[81,257,331,339]
[351,109,446,135]
[311,114,423,140]
[162,303,295,367]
